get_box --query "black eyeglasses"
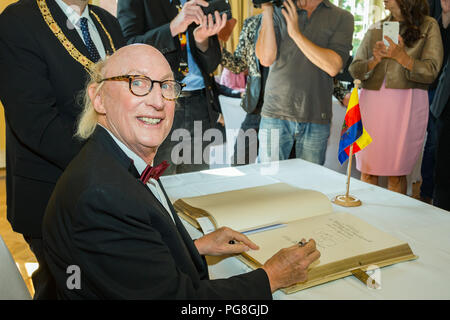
[98,75,185,101]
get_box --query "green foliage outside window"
[331,0,387,56]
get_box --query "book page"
[245,212,409,267]
[177,183,332,233]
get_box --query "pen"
[298,240,308,247]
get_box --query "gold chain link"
[36,0,116,72]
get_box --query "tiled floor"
[0,169,36,297]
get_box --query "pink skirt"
[355,82,428,176]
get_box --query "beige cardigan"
[349,16,444,90]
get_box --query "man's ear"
[88,83,106,114]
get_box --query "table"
[161,159,450,299]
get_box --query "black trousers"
[433,103,450,211]
[231,113,261,166]
[23,236,57,299]
[420,89,438,199]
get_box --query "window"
[331,0,388,55]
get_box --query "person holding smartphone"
[349,0,444,194]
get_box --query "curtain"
[224,0,248,52]
[223,0,262,52]
[90,0,117,16]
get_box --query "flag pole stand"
[332,144,362,207]
[332,144,361,207]
[333,79,363,207]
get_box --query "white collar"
[100,125,151,175]
[54,0,92,29]
[99,125,175,223]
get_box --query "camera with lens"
[201,0,232,22]
[252,0,285,8]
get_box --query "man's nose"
[144,83,165,110]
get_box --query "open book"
[173,183,417,293]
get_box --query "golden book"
[173,183,417,293]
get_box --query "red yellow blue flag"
[338,86,372,165]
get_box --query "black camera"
[202,0,232,22]
[252,0,285,8]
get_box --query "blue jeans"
[258,116,330,165]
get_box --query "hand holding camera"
[170,0,231,43]
[281,0,300,39]
[193,10,228,44]
[170,0,207,36]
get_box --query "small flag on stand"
[333,80,371,208]
[338,84,372,165]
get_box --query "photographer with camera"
[255,0,354,165]
[117,0,228,174]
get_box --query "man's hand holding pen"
[195,228,320,293]
[262,238,320,293]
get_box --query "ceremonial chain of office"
[36,0,116,71]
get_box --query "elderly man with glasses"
[42,44,320,299]
[0,0,125,299]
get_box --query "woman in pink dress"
[349,0,443,194]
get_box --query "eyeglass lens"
[130,76,181,100]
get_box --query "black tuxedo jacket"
[117,0,223,121]
[0,0,125,237]
[42,126,271,299]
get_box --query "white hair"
[75,59,107,140]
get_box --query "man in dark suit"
[420,0,450,204]
[117,0,226,174]
[42,44,320,299]
[432,0,450,210]
[0,0,125,299]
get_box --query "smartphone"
[202,0,233,22]
[382,21,399,47]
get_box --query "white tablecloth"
[161,159,450,299]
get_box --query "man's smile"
[137,116,163,125]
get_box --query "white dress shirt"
[102,127,176,224]
[55,0,106,60]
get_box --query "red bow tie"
[140,161,170,183]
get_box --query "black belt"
[179,88,206,98]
